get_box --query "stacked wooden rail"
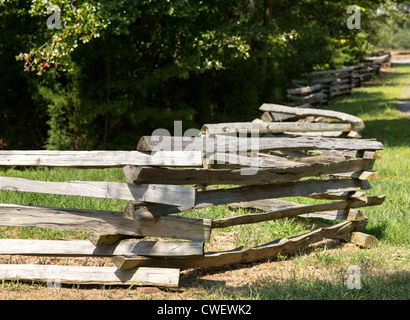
[119,103,384,269]
[286,84,328,107]
[286,52,391,107]
[361,52,391,76]
[0,104,385,286]
[0,150,207,287]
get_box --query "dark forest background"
[1,0,409,150]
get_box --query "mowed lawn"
[327,64,410,246]
[0,64,409,300]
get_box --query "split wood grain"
[205,150,370,167]
[309,149,381,160]
[280,131,345,138]
[213,196,385,228]
[306,191,369,201]
[137,135,383,153]
[259,104,365,131]
[0,204,212,242]
[123,179,372,220]
[203,152,305,169]
[229,192,372,212]
[123,159,375,185]
[229,198,311,211]
[0,177,196,207]
[0,150,203,168]
[0,264,180,287]
[137,136,204,153]
[200,122,352,135]
[0,239,204,257]
[260,111,300,122]
[350,232,379,248]
[330,170,380,180]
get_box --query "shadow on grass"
[328,64,409,110]
[360,71,409,86]
[324,77,410,148]
[330,91,400,111]
[327,93,409,147]
[363,221,389,242]
[360,119,410,148]
[176,236,409,300]
[181,262,409,300]
[239,270,410,299]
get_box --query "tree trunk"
[260,0,274,90]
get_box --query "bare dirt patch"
[0,239,365,300]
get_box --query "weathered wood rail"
[0,102,384,287]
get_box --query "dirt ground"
[390,50,410,116]
[0,238,379,300]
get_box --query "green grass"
[0,65,409,299]
[0,167,129,240]
[325,65,410,246]
[193,242,409,300]
[187,64,410,300]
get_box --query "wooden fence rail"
[0,150,203,168]
[0,177,197,207]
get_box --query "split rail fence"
[286,52,391,108]
[0,101,385,287]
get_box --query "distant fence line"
[285,52,391,108]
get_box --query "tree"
[11,0,252,149]
[0,0,404,150]
[0,0,47,149]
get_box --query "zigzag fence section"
[0,102,385,287]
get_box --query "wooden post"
[350,232,378,248]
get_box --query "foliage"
[0,0,46,149]
[375,20,410,50]
[0,0,407,149]
[16,0,251,75]
[369,0,410,49]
